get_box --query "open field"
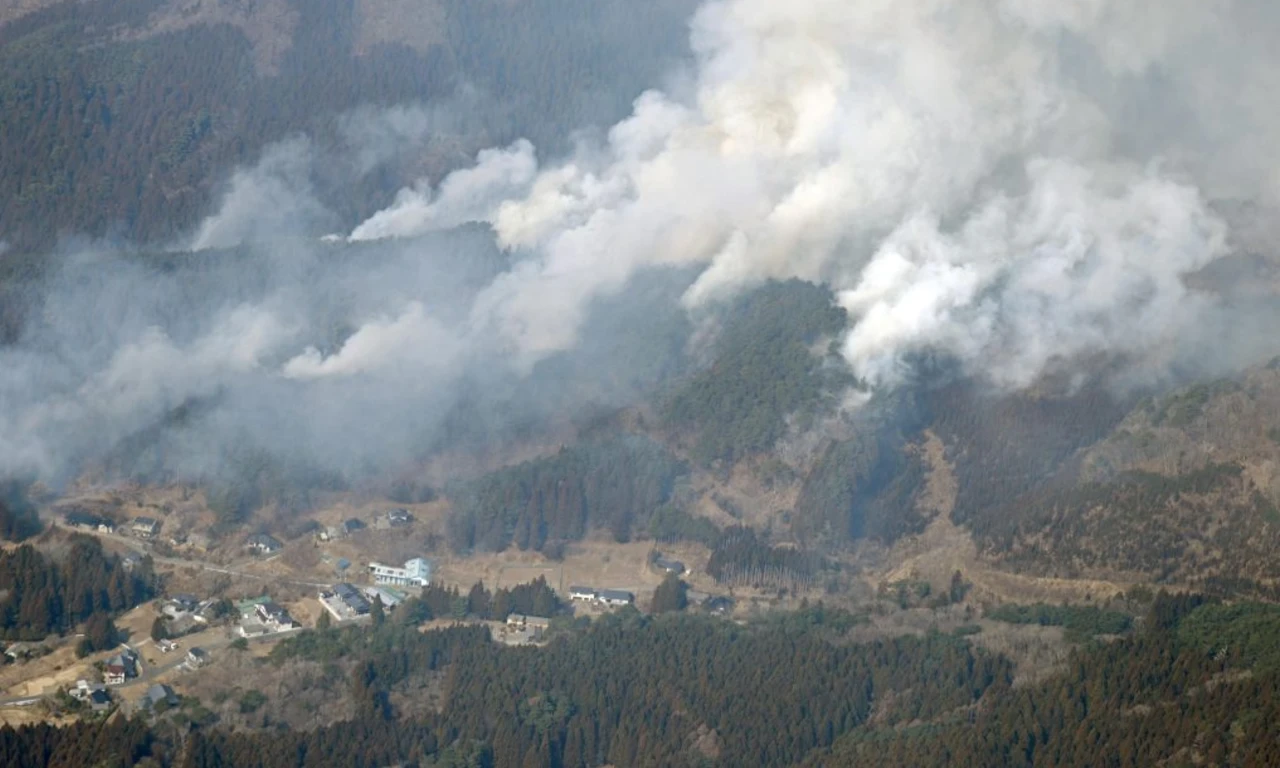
[432,538,694,601]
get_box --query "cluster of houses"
[68,679,178,715]
[317,582,412,622]
[315,509,414,542]
[62,508,162,539]
[567,586,636,608]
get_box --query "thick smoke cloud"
[354,0,1279,387]
[3,0,1279,488]
[189,138,332,252]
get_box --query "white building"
[368,557,431,587]
[567,586,635,607]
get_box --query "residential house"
[501,613,551,646]
[361,585,405,609]
[104,663,128,686]
[653,555,686,575]
[568,586,598,602]
[162,594,200,620]
[167,614,202,637]
[122,553,142,571]
[319,583,372,621]
[597,589,635,607]
[235,595,275,619]
[321,518,365,541]
[104,650,139,685]
[186,647,210,668]
[567,586,634,607]
[238,622,271,639]
[71,680,104,700]
[64,511,104,530]
[255,601,296,631]
[193,600,221,624]
[87,688,113,712]
[128,517,160,539]
[246,533,283,555]
[368,557,431,587]
[505,614,551,632]
[73,679,114,710]
[705,596,735,615]
[374,509,414,530]
[3,641,37,661]
[139,684,178,711]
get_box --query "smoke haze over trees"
[2,0,1280,548]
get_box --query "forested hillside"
[446,435,686,553]
[792,429,926,546]
[0,608,1013,767]
[0,537,157,640]
[662,279,852,466]
[804,594,1280,767]
[4,593,1280,766]
[0,0,696,253]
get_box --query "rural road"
[53,522,331,588]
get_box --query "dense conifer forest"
[0,537,157,640]
[0,0,696,253]
[445,436,685,553]
[662,280,852,466]
[3,593,1280,766]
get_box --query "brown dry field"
[0,705,76,727]
[0,603,157,698]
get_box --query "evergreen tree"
[650,573,687,614]
[150,617,169,642]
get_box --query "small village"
[0,499,737,725]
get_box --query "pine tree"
[150,617,169,642]
[651,574,687,614]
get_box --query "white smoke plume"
[355,0,1279,387]
[189,138,329,251]
[282,302,464,380]
[3,0,1279,488]
[348,140,539,242]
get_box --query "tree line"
[804,592,1280,767]
[6,591,1280,766]
[0,536,157,640]
[446,435,685,553]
